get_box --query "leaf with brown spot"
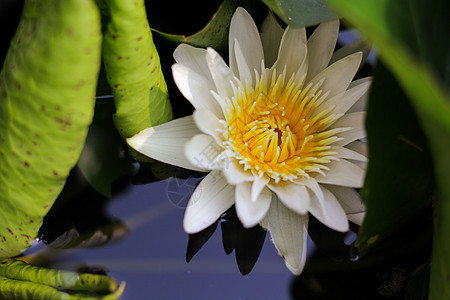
[99,0,173,142]
[0,0,102,259]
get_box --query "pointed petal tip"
[184,216,214,234]
[234,6,249,17]
[236,182,272,228]
[285,260,305,276]
[183,171,235,234]
[126,127,157,155]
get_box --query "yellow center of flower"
[223,68,346,182]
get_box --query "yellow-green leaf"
[0,0,102,259]
[100,0,173,140]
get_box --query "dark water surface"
[34,178,295,299]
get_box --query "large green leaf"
[261,0,337,28]
[0,0,101,259]
[99,0,173,140]
[357,62,434,256]
[328,0,450,297]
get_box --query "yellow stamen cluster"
[221,67,346,182]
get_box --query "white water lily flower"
[128,7,371,275]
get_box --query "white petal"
[330,146,368,162]
[347,88,369,114]
[347,77,371,113]
[316,159,365,188]
[334,130,367,147]
[127,116,205,171]
[347,92,368,113]
[206,47,234,98]
[341,141,368,170]
[308,52,362,99]
[264,198,308,275]
[323,184,366,225]
[306,19,339,82]
[173,44,212,82]
[308,185,349,232]
[268,182,310,215]
[301,177,324,203]
[222,159,254,185]
[345,141,368,157]
[329,38,372,68]
[172,64,223,117]
[251,175,270,202]
[229,7,264,78]
[272,26,307,79]
[260,12,284,68]
[316,77,372,116]
[185,134,225,171]
[235,182,272,228]
[330,111,366,129]
[192,109,224,144]
[210,90,231,118]
[234,39,253,85]
[183,171,235,233]
[331,112,367,146]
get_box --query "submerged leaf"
[0,0,101,259]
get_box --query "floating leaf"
[0,0,101,259]
[0,259,124,299]
[261,0,337,28]
[152,0,238,52]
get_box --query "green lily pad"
[261,0,337,28]
[152,0,238,52]
[0,0,102,259]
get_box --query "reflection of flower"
[128,7,370,274]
